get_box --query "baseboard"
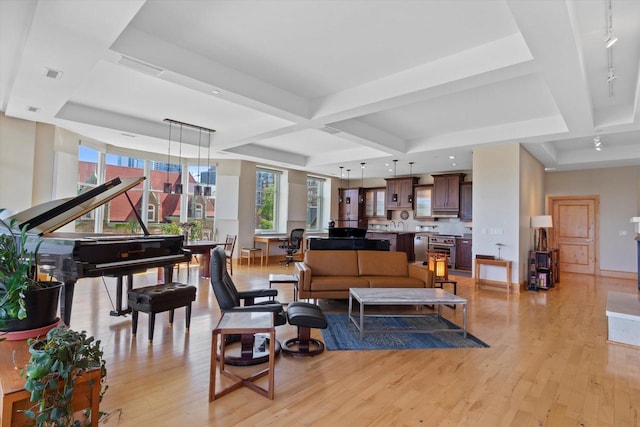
[599,270,637,280]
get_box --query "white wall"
[546,166,639,273]
[519,147,546,282]
[0,113,36,211]
[472,144,522,284]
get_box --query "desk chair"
[278,228,304,266]
[223,234,237,275]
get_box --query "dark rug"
[320,313,489,351]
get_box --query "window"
[147,204,155,221]
[256,168,280,231]
[194,203,203,219]
[307,176,324,231]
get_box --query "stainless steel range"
[428,235,457,269]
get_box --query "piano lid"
[7,176,145,236]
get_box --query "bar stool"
[240,247,263,266]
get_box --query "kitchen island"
[365,230,416,261]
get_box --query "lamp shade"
[531,215,552,228]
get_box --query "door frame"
[548,195,600,276]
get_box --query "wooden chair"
[224,234,237,275]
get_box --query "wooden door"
[549,196,598,275]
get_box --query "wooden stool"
[240,247,263,266]
[128,282,197,343]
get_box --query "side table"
[268,274,299,303]
[209,312,276,401]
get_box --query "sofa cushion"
[310,276,370,292]
[364,276,426,288]
[357,250,409,276]
[304,250,359,277]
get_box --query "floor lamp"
[531,215,553,251]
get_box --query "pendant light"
[408,161,414,204]
[174,123,183,194]
[391,159,398,202]
[346,169,351,204]
[338,166,344,203]
[193,128,203,196]
[203,130,212,197]
[359,162,365,203]
[163,120,173,193]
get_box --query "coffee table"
[348,288,467,339]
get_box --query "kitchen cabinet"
[385,177,419,210]
[460,182,472,221]
[338,188,367,229]
[413,185,433,219]
[365,232,416,262]
[432,173,465,213]
[364,187,389,218]
[455,237,472,270]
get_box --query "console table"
[474,258,513,294]
[0,340,101,427]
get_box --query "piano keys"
[2,176,191,325]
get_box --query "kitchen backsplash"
[368,211,472,236]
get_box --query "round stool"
[283,301,327,357]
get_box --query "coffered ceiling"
[1,0,639,180]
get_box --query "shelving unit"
[528,249,559,291]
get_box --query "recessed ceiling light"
[211,89,221,95]
[43,68,63,80]
[448,156,456,160]
[451,163,457,166]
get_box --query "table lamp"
[531,215,553,251]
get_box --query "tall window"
[255,168,280,231]
[307,176,324,231]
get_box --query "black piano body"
[307,237,390,251]
[2,176,191,325]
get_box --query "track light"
[605,35,618,48]
[607,69,617,82]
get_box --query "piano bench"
[128,283,197,343]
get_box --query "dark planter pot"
[2,282,62,332]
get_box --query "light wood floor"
[65,260,639,426]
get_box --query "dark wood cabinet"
[432,173,465,213]
[338,188,367,229]
[459,182,472,221]
[365,232,415,262]
[528,249,559,291]
[455,237,472,270]
[364,187,388,218]
[385,177,419,210]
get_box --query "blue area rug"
[320,313,489,351]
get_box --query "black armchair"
[210,246,286,365]
[278,228,305,266]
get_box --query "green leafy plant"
[22,326,108,426]
[0,209,45,323]
[160,221,182,235]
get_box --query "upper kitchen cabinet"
[364,187,389,219]
[460,182,472,221]
[338,188,367,228]
[432,173,465,214]
[385,177,420,210]
[413,184,433,219]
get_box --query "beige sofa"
[295,250,434,300]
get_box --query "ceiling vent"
[27,106,39,113]
[118,56,164,77]
[43,68,63,80]
[320,126,341,135]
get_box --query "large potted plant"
[23,326,108,426]
[0,209,62,333]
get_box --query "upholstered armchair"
[210,246,286,365]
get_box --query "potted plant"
[22,326,108,426]
[0,208,62,333]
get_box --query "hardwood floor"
[65,260,639,426]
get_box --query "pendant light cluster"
[163,118,216,197]
[338,166,344,203]
[408,161,414,204]
[345,169,351,204]
[359,162,365,203]
[391,159,398,202]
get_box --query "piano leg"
[110,274,133,317]
[61,279,76,326]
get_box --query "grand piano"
[1,176,191,325]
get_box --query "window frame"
[255,167,281,233]
[306,176,324,232]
